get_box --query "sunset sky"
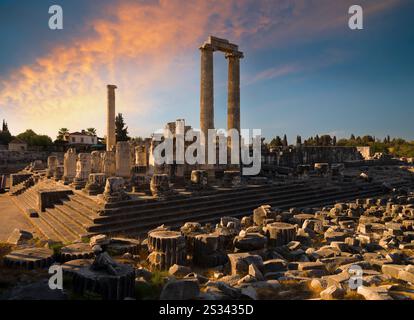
[0,0,413,142]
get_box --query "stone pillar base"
[63,176,74,185]
[71,179,87,190]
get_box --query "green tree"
[282,134,288,147]
[115,113,129,142]
[269,136,283,149]
[17,129,52,147]
[86,128,97,135]
[57,128,69,141]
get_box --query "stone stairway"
[11,175,414,242]
[12,183,98,243]
[91,179,412,237]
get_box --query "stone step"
[101,182,308,211]
[53,203,96,228]
[59,198,99,222]
[88,183,390,235]
[115,179,412,236]
[94,184,313,223]
[45,207,88,238]
[11,193,63,242]
[91,183,362,227]
[39,209,79,243]
[68,192,102,213]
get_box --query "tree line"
[0,113,138,147]
[267,134,414,158]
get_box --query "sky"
[0,0,413,143]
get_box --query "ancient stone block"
[263,222,296,247]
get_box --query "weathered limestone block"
[101,151,116,177]
[324,231,348,243]
[147,230,186,270]
[227,253,263,276]
[98,177,130,203]
[90,151,102,173]
[168,264,192,278]
[107,238,141,256]
[59,243,94,262]
[357,285,393,300]
[263,259,287,274]
[320,285,345,300]
[193,233,227,267]
[3,248,54,269]
[150,174,170,199]
[263,222,296,247]
[135,145,147,166]
[7,229,33,245]
[83,173,106,195]
[90,234,111,247]
[116,141,132,178]
[233,233,267,251]
[65,260,135,300]
[46,156,58,178]
[63,148,77,184]
[160,279,200,300]
[72,153,92,189]
[253,205,280,226]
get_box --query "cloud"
[0,0,401,138]
[246,47,352,85]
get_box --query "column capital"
[107,84,117,90]
[199,43,215,51]
[225,51,244,59]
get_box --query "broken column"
[53,166,64,181]
[106,84,117,152]
[147,230,186,270]
[46,156,58,178]
[72,153,92,190]
[150,174,170,199]
[263,222,297,247]
[101,151,116,177]
[83,173,106,195]
[63,148,77,185]
[98,177,130,203]
[115,141,131,179]
[91,151,102,173]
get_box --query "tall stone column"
[226,52,243,133]
[226,52,243,167]
[200,44,214,143]
[107,84,117,151]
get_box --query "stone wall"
[273,146,364,168]
[0,151,64,173]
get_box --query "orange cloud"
[0,0,401,138]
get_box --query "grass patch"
[135,270,169,300]
[81,237,90,244]
[49,242,65,256]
